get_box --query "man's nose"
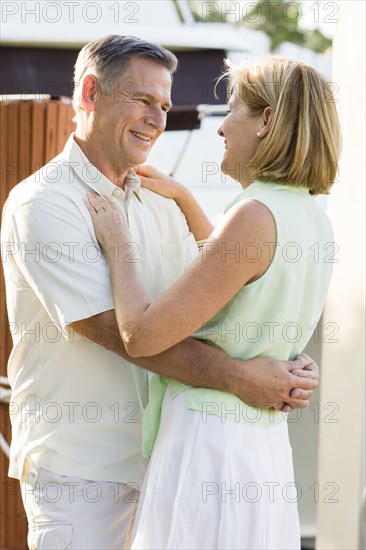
[145,106,166,131]
[217,124,224,137]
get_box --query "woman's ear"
[80,75,99,114]
[260,106,274,137]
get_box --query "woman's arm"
[85,192,276,357]
[136,165,213,241]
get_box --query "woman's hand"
[84,192,132,253]
[135,165,187,202]
[136,165,213,241]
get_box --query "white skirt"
[131,391,300,550]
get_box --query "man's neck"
[74,133,130,189]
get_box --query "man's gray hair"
[73,34,178,116]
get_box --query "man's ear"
[260,106,274,137]
[80,75,99,113]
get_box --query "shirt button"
[113,189,123,196]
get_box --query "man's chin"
[130,151,151,167]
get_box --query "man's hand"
[71,313,319,414]
[230,353,319,413]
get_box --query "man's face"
[92,57,172,171]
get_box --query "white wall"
[316,1,366,548]
[1,0,180,45]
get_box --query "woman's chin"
[220,160,237,179]
[220,160,228,176]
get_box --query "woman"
[85,56,341,549]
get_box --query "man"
[1,35,319,549]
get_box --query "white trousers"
[21,465,139,549]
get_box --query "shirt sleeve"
[11,195,115,339]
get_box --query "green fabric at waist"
[142,375,285,457]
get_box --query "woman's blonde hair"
[225,55,342,194]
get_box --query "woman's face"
[218,93,262,187]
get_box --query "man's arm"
[70,310,318,411]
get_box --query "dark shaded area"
[172,49,227,106]
[0,46,227,130]
[301,537,315,550]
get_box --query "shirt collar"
[62,133,142,202]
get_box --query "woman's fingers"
[84,192,118,213]
[84,191,101,212]
[135,164,149,176]
[291,368,319,380]
[286,397,310,409]
[291,373,318,390]
[135,164,160,178]
[83,191,131,252]
[85,191,105,212]
[136,165,171,190]
[138,175,157,190]
[83,197,99,221]
[290,388,313,399]
[296,353,319,375]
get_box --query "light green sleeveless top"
[143,181,334,456]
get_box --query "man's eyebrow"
[137,91,172,110]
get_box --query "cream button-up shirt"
[1,134,198,485]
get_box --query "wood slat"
[31,102,46,173]
[0,404,9,549]
[18,103,32,182]
[57,102,71,153]
[1,98,75,549]
[1,102,9,379]
[1,104,21,547]
[5,103,19,192]
[68,109,77,137]
[44,101,58,163]
[0,101,8,210]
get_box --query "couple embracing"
[2,34,340,549]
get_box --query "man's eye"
[137,98,149,105]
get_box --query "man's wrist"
[223,357,251,395]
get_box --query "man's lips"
[130,130,153,143]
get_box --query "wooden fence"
[0,97,75,549]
